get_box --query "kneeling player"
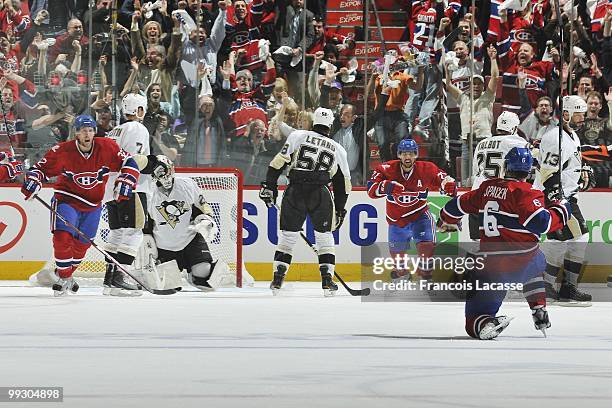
[0,151,23,182]
[367,139,456,281]
[144,156,234,290]
[439,148,571,339]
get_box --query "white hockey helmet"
[313,107,335,129]
[122,93,148,119]
[496,111,520,134]
[562,95,587,118]
[152,155,175,190]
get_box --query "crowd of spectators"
[1,0,612,187]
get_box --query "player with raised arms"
[367,138,457,281]
[439,147,571,339]
[21,115,141,296]
[259,107,352,296]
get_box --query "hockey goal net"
[68,168,244,287]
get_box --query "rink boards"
[2,186,612,281]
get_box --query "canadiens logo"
[388,190,429,206]
[513,29,534,43]
[63,167,110,190]
[156,200,189,228]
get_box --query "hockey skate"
[544,282,559,303]
[103,264,142,297]
[321,267,338,297]
[270,264,287,295]
[478,316,514,340]
[531,305,551,337]
[557,283,591,307]
[607,275,612,288]
[52,277,79,297]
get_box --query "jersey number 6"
[483,200,501,237]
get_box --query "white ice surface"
[1,282,612,408]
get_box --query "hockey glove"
[333,208,347,231]
[440,176,457,196]
[113,176,135,201]
[0,153,23,180]
[548,199,572,226]
[259,182,278,208]
[188,214,219,242]
[436,217,462,232]
[577,165,595,191]
[21,169,44,200]
[380,180,405,196]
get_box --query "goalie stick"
[35,196,179,295]
[299,232,371,297]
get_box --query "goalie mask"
[152,155,175,190]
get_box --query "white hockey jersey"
[471,134,528,189]
[148,176,209,251]
[270,130,352,192]
[104,120,153,201]
[534,127,582,197]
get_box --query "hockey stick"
[35,196,179,295]
[298,232,371,296]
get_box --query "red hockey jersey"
[409,1,438,62]
[368,160,451,227]
[31,138,138,211]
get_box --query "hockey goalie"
[136,155,253,291]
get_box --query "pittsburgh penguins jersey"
[148,176,213,251]
[269,129,352,193]
[534,127,582,197]
[104,120,152,201]
[472,134,529,190]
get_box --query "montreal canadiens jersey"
[270,130,352,191]
[148,177,209,251]
[31,138,132,211]
[534,127,582,197]
[105,120,152,201]
[367,160,449,227]
[472,134,528,190]
[442,178,566,245]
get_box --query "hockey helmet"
[496,111,520,134]
[562,95,587,118]
[122,93,148,118]
[74,114,97,131]
[313,107,335,129]
[504,147,533,173]
[397,138,418,155]
[152,155,175,190]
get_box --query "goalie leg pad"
[116,228,143,258]
[206,261,236,289]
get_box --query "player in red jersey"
[367,139,456,280]
[439,148,571,339]
[20,115,142,296]
[0,151,22,182]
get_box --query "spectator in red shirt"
[48,18,89,67]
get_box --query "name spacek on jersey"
[367,160,450,227]
[148,177,212,251]
[31,138,138,211]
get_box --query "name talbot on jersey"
[484,186,508,200]
[305,135,336,151]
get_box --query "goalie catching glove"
[189,214,219,242]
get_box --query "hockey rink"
[1,282,612,408]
